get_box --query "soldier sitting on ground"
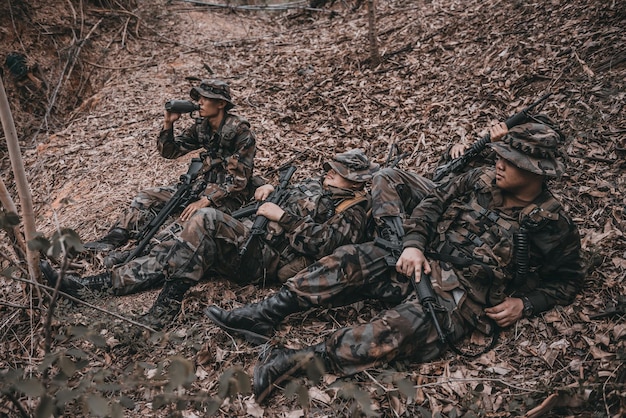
[204,118,585,402]
[42,149,379,330]
[85,79,256,252]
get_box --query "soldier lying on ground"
[42,149,379,330]
[205,118,585,401]
[84,79,256,251]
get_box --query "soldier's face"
[495,157,541,192]
[198,97,225,118]
[323,169,357,190]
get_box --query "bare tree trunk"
[367,0,381,66]
[0,179,26,260]
[0,76,41,284]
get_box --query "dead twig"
[31,18,104,144]
[11,274,158,333]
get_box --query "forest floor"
[0,0,624,417]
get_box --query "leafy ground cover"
[1,0,624,416]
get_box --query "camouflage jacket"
[260,178,371,281]
[157,113,256,209]
[404,167,584,316]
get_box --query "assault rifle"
[123,157,206,263]
[414,268,500,356]
[238,166,297,257]
[432,92,552,182]
[413,271,447,344]
[384,143,409,168]
[230,201,262,220]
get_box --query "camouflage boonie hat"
[489,122,565,177]
[190,79,235,110]
[323,149,380,182]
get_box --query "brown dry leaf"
[244,398,265,418]
[611,257,626,269]
[196,349,214,367]
[612,324,626,340]
[589,346,616,360]
[308,386,331,404]
[388,391,405,417]
[2,0,625,416]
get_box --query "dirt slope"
[1,0,624,417]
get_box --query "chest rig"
[429,171,561,302]
[270,180,369,279]
[195,116,241,184]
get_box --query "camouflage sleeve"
[520,215,585,313]
[403,168,485,250]
[278,204,368,258]
[202,120,256,205]
[157,123,202,159]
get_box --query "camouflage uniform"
[301,165,584,375]
[370,167,435,225]
[109,178,371,295]
[238,122,584,390]
[117,110,256,235]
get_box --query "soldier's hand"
[164,110,181,128]
[489,122,508,142]
[254,184,275,201]
[180,199,210,222]
[257,202,284,221]
[450,143,468,159]
[396,247,430,280]
[484,297,523,327]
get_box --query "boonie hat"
[323,149,380,182]
[489,122,565,177]
[190,79,235,110]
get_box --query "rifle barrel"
[432,93,552,182]
[122,157,205,264]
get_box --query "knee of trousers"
[324,299,451,375]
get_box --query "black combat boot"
[84,227,130,251]
[40,260,111,298]
[204,287,305,345]
[40,260,82,298]
[80,272,112,291]
[140,280,193,331]
[253,342,330,402]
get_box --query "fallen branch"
[11,274,158,333]
[31,18,103,144]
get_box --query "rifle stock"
[123,157,205,264]
[238,166,297,257]
[432,92,552,182]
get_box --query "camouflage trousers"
[284,242,474,376]
[110,207,278,295]
[116,184,244,236]
[370,168,435,223]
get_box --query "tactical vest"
[429,171,562,306]
[195,114,251,184]
[264,180,370,282]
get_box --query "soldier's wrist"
[521,296,534,317]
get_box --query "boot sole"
[203,308,270,345]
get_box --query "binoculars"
[165,100,200,114]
